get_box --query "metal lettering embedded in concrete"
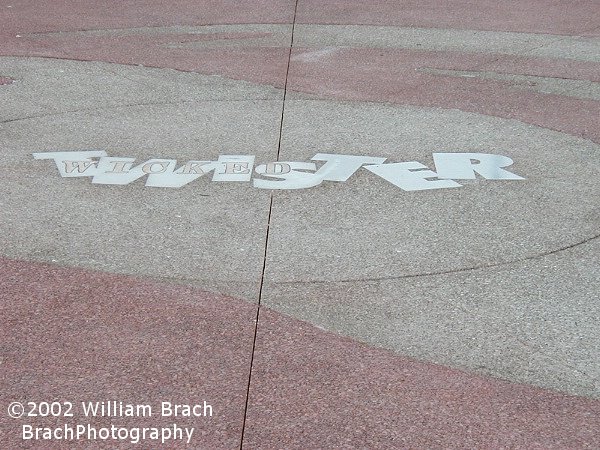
[33,151,524,191]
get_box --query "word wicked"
[33,151,524,191]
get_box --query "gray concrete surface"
[261,100,600,397]
[0,57,284,300]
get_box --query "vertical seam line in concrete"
[239,1,300,448]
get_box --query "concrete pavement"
[1,0,599,448]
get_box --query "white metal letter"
[365,161,462,191]
[433,153,524,180]
[33,150,107,177]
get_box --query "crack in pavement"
[272,231,600,285]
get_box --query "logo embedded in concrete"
[33,151,524,191]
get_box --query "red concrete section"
[0,258,256,448]
[0,0,294,35]
[0,32,291,88]
[2,30,598,139]
[3,0,596,38]
[243,309,600,448]
[287,48,600,143]
[296,0,600,36]
[0,1,295,89]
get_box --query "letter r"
[433,153,524,180]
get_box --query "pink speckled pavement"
[1,1,599,448]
